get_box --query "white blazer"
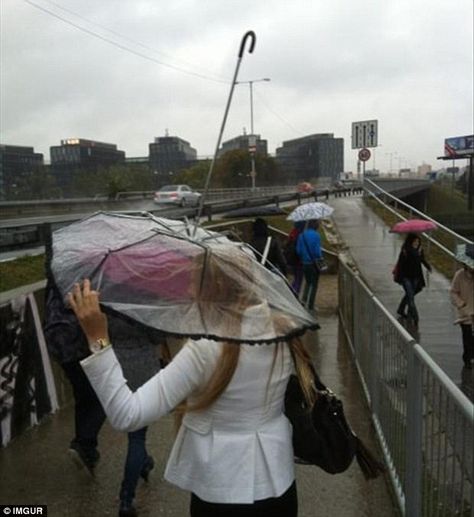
[81,308,296,504]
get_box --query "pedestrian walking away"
[450,244,474,369]
[393,233,432,326]
[296,219,323,312]
[285,221,305,297]
[108,313,164,517]
[67,247,318,516]
[250,217,287,276]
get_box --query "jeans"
[190,481,297,517]
[302,265,320,310]
[120,427,149,504]
[397,278,420,323]
[61,361,106,457]
[291,264,304,296]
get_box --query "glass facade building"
[275,133,344,184]
[0,145,44,200]
[149,136,197,185]
[50,138,125,195]
[218,134,268,158]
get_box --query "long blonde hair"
[174,248,316,428]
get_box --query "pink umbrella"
[390,219,437,234]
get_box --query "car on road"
[153,185,202,207]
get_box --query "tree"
[173,160,211,189]
[73,163,155,198]
[12,166,61,200]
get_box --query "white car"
[153,184,201,207]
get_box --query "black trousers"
[190,481,297,517]
[460,324,474,364]
[61,361,106,454]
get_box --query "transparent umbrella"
[51,212,318,344]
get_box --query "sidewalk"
[0,276,399,517]
[329,196,473,399]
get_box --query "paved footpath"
[329,196,473,400]
[0,276,400,517]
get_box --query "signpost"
[358,148,371,162]
[352,120,378,149]
[352,120,378,180]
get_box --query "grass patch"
[0,254,46,293]
[427,182,469,215]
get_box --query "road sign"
[358,148,371,162]
[352,120,378,149]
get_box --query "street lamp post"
[235,78,270,190]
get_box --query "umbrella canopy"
[455,244,474,269]
[287,202,334,222]
[390,219,437,234]
[51,212,318,344]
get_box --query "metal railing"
[339,259,473,517]
[114,185,297,201]
[363,178,473,274]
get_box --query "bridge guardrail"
[363,177,473,275]
[339,258,473,517]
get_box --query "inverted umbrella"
[390,219,437,234]
[287,202,334,222]
[51,212,318,344]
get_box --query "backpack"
[284,237,299,266]
[392,263,401,284]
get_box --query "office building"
[218,134,268,157]
[50,138,125,195]
[275,133,344,184]
[149,135,197,184]
[0,144,44,200]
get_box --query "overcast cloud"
[1,0,472,174]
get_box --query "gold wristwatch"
[89,338,111,354]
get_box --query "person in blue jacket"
[296,219,322,311]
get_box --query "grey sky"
[1,0,473,174]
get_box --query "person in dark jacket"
[250,218,287,276]
[286,221,305,296]
[395,233,432,326]
[43,276,164,517]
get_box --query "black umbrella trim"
[103,305,319,345]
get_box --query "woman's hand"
[68,279,109,345]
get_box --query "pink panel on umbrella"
[102,246,193,299]
[390,219,437,233]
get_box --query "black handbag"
[284,366,385,479]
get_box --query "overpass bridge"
[0,193,472,516]
[366,177,432,211]
[0,179,431,255]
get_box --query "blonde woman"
[68,249,315,517]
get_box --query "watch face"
[91,339,109,353]
[91,342,102,353]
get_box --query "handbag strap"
[288,344,327,392]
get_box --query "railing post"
[205,204,213,222]
[369,303,380,414]
[405,343,423,517]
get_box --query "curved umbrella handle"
[194,30,257,235]
[238,30,256,58]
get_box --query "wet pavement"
[330,196,473,400]
[0,276,400,517]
